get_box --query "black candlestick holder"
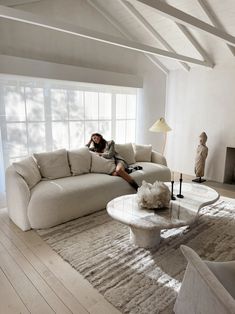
[171,181,176,200]
[177,178,184,198]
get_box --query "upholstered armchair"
[174,245,235,314]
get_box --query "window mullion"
[83,91,85,145]
[112,93,116,140]
[44,85,53,151]
[0,85,9,170]
[67,90,70,149]
[98,92,100,133]
[125,95,128,142]
[24,86,30,156]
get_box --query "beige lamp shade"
[149,117,171,133]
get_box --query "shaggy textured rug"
[37,199,235,314]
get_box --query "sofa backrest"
[9,143,160,188]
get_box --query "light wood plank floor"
[0,177,234,314]
[0,210,120,314]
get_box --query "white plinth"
[130,227,161,249]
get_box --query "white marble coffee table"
[106,183,219,250]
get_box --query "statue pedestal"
[192,177,206,183]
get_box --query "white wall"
[165,64,235,182]
[136,55,167,151]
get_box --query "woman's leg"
[113,163,139,191]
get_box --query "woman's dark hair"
[87,133,107,153]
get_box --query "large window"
[0,77,137,173]
[116,94,136,143]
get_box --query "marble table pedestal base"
[130,227,161,249]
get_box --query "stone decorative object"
[136,180,171,209]
[193,132,208,183]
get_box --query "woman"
[86,133,139,191]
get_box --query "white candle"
[171,171,174,181]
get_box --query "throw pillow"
[90,152,116,174]
[34,149,71,179]
[115,143,136,165]
[68,147,91,175]
[13,156,41,189]
[134,144,152,162]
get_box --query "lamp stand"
[162,132,167,155]
[149,117,171,155]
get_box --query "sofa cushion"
[130,162,171,184]
[115,143,136,165]
[134,144,152,162]
[68,147,91,175]
[91,152,116,174]
[34,149,71,179]
[13,156,41,189]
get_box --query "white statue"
[193,132,208,183]
[137,180,171,209]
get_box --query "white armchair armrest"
[6,166,31,231]
[151,150,167,166]
[174,245,235,314]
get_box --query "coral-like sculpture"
[137,181,171,209]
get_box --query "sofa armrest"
[151,151,167,166]
[5,166,31,231]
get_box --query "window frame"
[0,77,137,170]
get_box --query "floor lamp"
[149,117,171,155]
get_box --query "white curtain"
[0,133,5,194]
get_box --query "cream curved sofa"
[6,144,171,231]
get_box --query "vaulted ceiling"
[89,0,235,73]
[1,0,235,73]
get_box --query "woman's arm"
[86,141,96,152]
[101,140,116,159]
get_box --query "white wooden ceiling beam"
[119,0,190,71]
[86,0,169,74]
[136,0,235,46]
[197,0,235,56]
[0,0,40,6]
[160,0,214,67]
[0,5,211,67]
[145,54,169,74]
[176,23,214,67]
